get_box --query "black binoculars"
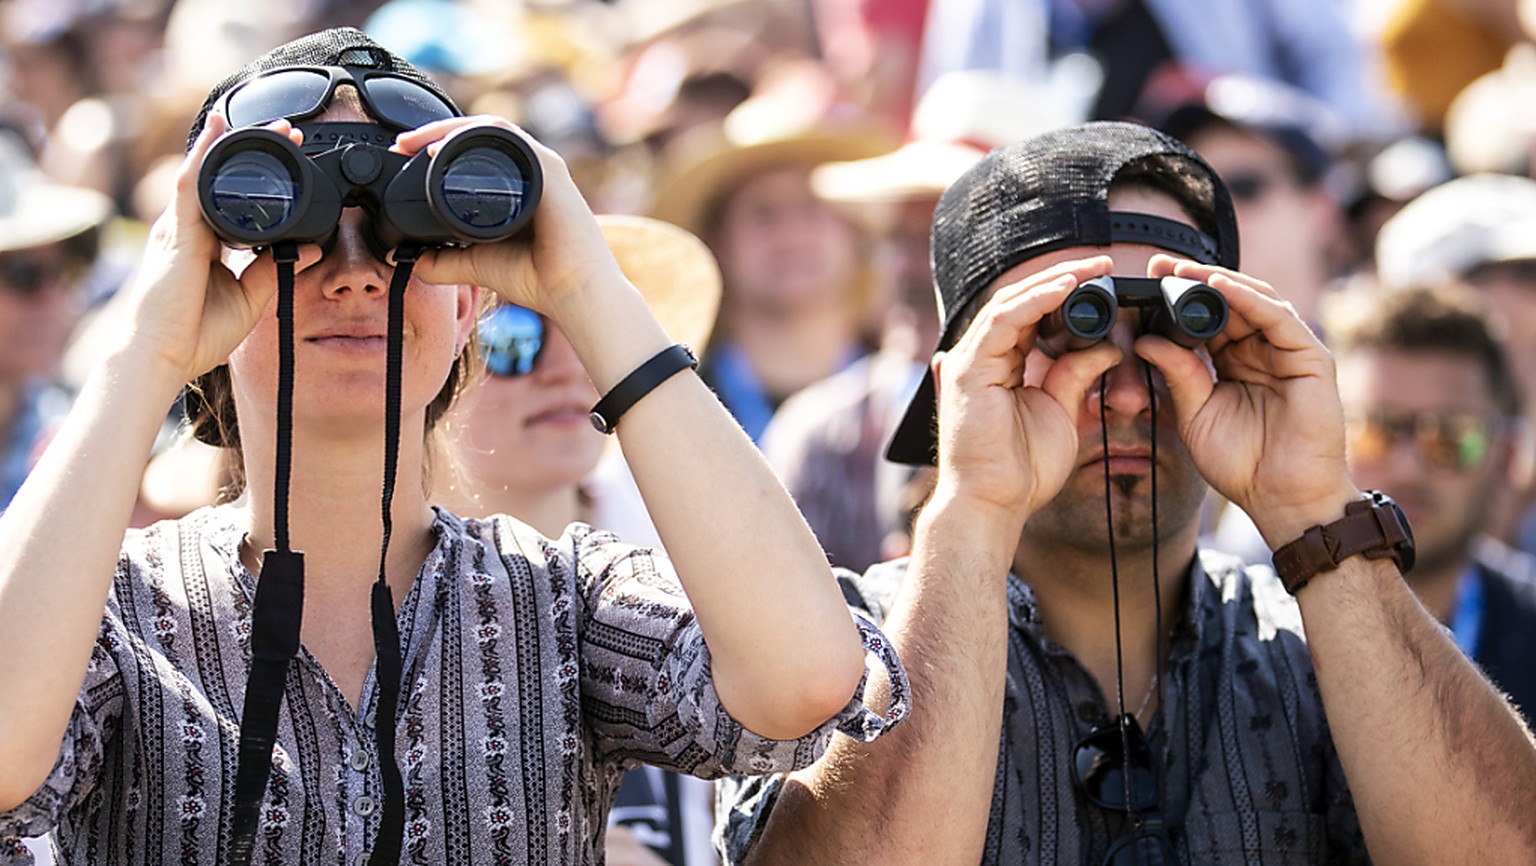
[1037,275,1228,358]
[196,122,543,258]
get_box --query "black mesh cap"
[185,26,461,152]
[886,120,1240,466]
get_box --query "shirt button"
[364,708,377,728]
[350,750,371,772]
[354,795,376,817]
[354,852,371,866]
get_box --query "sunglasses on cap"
[1073,714,1179,865]
[215,66,458,132]
[478,304,546,378]
[1346,408,1499,473]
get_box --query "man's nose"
[1087,323,1155,418]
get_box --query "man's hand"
[933,256,1123,528]
[1134,255,1359,546]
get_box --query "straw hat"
[1444,43,1536,176]
[811,71,1081,205]
[595,213,721,352]
[647,64,898,237]
[0,133,112,253]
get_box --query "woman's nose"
[315,211,390,297]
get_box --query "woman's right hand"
[122,113,321,388]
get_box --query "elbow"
[741,635,868,741]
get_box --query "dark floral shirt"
[0,506,906,865]
[718,550,1367,865]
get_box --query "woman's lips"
[526,404,593,428]
[307,334,387,355]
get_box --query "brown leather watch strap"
[1271,498,1410,594]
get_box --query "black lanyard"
[228,242,418,866]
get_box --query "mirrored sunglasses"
[1346,409,1497,473]
[478,304,545,377]
[217,65,458,132]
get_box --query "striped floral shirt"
[0,505,906,865]
[718,550,1368,865]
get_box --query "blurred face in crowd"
[0,241,89,381]
[710,165,863,320]
[1339,347,1507,576]
[446,311,604,500]
[1184,125,1336,322]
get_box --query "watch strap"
[589,344,698,434]
[1272,497,1410,594]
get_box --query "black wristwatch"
[1270,491,1416,595]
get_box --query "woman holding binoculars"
[0,28,904,866]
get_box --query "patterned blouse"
[718,550,1368,865]
[0,506,906,865]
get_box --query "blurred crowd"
[9,0,1536,863]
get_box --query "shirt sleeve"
[714,562,906,864]
[570,527,909,779]
[0,612,125,841]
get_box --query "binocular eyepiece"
[1037,275,1228,358]
[197,122,543,258]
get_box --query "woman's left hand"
[399,116,625,317]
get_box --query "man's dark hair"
[1331,284,1522,418]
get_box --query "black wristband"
[589,344,698,434]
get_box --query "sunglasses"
[1222,169,1291,203]
[1073,714,1179,866]
[0,250,82,298]
[478,304,546,377]
[1346,408,1497,473]
[215,65,458,132]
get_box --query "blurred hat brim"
[596,214,722,352]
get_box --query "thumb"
[1135,335,1214,426]
[1040,342,1123,420]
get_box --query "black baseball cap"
[885,120,1239,466]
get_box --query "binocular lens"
[206,150,299,234]
[438,147,528,231]
[1177,297,1222,337]
[1065,295,1114,337]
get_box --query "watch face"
[1375,492,1416,574]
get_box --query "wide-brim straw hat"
[596,213,721,352]
[0,134,113,253]
[810,70,1088,206]
[647,73,898,237]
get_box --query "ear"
[1503,416,1535,489]
[455,284,483,353]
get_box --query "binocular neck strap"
[368,243,422,866]
[1095,366,1168,820]
[228,244,419,866]
[230,242,306,866]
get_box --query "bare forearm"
[0,346,183,810]
[555,279,864,738]
[745,498,1018,865]
[1299,558,1536,862]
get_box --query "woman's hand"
[123,113,321,388]
[402,116,625,320]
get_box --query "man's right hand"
[932,255,1122,530]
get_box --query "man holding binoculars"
[721,122,1536,863]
